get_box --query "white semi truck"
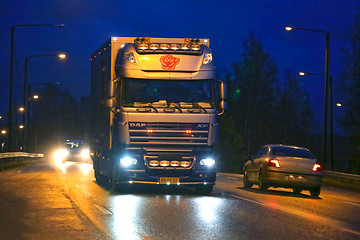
[90,37,226,194]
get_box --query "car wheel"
[196,185,213,195]
[309,187,321,198]
[243,171,253,189]
[258,169,268,191]
[293,187,302,194]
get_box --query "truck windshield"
[122,78,215,108]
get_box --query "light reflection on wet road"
[7,160,360,239]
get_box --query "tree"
[275,69,314,147]
[339,10,360,173]
[230,31,280,158]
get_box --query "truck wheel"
[309,187,321,198]
[243,171,253,189]
[94,170,104,185]
[195,185,213,195]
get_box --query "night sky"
[1,0,359,131]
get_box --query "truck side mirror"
[218,80,228,115]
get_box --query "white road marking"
[229,194,360,236]
[95,204,113,215]
[344,201,360,207]
[226,177,238,180]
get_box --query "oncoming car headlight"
[54,149,69,161]
[81,149,90,158]
[120,156,137,168]
[199,158,215,167]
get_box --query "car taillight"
[268,159,280,168]
[312,163,322,172]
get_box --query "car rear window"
[271,147,315,159]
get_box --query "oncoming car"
[54,140,91,163]
[243,144,323,197]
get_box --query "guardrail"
[0,152,44,166]
[323,170,360,191]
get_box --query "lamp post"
[298,71,334,170]
[7,24,65,152]
[22,53,66,151]
[286,26,330,169]
[27,82,60,152]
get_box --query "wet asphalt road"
[0,159,359,240]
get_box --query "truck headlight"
[200,158,215,167]
[120,156,137,168]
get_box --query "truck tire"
[195,185,213,195]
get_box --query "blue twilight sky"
[0,0,359,131]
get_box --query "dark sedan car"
[243,144,323,197]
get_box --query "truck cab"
[90,37,226,194]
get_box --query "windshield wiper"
[169,103,182,113]
[193,102,207,113]
[134,102,158,112]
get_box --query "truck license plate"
[160,177,179,184]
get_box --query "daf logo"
[197,124,208,128]
[129,122,147,128]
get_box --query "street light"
[27,82,60,152]
[299,71,335,170]
[22,53,66,151]
[286,25,331,170]
[8,23,65,152]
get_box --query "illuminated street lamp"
[1,130,6,135]
[8,23,65,152]
[336,103,342,107]
[22,53,66,151]
[286,25,331,170]
[299,71,335,170]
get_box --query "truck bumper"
[115,168,216,186]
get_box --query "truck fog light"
[160,160,170,167]
[170,161,180,167]
[149,160,159,167]
[120,156,137,168]
[200,158,215,167]
[180,161,191,168]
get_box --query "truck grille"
[129,122,209,145]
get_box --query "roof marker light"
[181,44,189,50]
[170,44,179,50]
[191,44,200,51]
[160,44,170,50]
[150,44,159,50]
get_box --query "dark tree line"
[28,84,90,154]
[339,10,360,174]
[217,32,315,173]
